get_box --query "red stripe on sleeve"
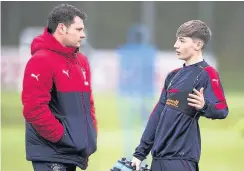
[150,103,158,116]
[150,88,164,117]
[204,66,227,110]
[215,102,227,110]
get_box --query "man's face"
[173,36,200,61]
[63,16,86,48]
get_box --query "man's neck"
[185,53,203,66]
[53,32,66,47]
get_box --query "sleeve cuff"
[199,98,209,113]
[133,153,145,161]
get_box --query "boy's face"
[173,36,201,60]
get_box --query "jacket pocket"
[55,130,76,154]
[26,123,57,150]
[26,123,46,146]
[54,119,87,156]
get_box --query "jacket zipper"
[81,93,89,167]
[75,54,89,165]
[67,53,89,164]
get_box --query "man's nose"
[81,32,86,39]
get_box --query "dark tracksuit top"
[133,60,228,163]
[21,28,97,170]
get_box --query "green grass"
[1,91,244,171]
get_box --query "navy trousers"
[32,161,76,171]
[151,159,199,171]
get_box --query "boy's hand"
[131,156,142,171]
[187,87,205,110]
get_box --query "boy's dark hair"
[47,4,87,34]
[176,20,212,49]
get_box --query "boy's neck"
[185,53,203,66]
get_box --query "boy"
[131,20,228,171]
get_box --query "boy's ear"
[195,40,204,50]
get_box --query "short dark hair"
[47,4,87,34]
[176,20,212,48]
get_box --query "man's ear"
[57,23,67,35]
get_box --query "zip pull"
[166,69,182,91]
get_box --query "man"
[21,4,97,171]
[131,20,229,171]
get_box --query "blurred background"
[1,1,244,171]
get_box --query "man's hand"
[187,88,205,110]
[131,157,142,171]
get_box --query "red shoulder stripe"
[204,66,227,110]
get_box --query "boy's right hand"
[131,156,142,171]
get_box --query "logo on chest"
[81,67,89,86]
[31,73,40,81]
[62,69,69,78]
[61,68,89,86]
[166,99,180,108]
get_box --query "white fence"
[1,47,217,95]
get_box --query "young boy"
[131,20,229,171]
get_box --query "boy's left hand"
[187,87,205,110]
